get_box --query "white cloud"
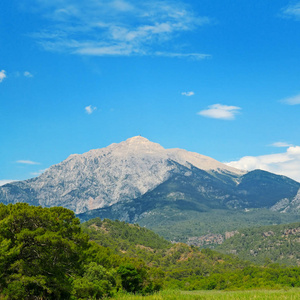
[271,142,293,148]
[24,71,34,78]
[198,104,241,120]
[0,180,17,186]
[155,52,211,59]
[75,44,134,56]
[226,146,300,182]
[0,70,6,82]
[85,105,97,114]
[282,2,300,19]
[181,91,195,97]
[16,160,40,165]
[280,93,300,105]
[27,0,211,58]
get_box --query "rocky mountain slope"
[78,168,300,222]
[0,136,245,213]
[271,189,300,213]
[0,136,299,219]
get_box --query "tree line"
[0,203,300,299]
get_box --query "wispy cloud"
[24,71,34,78]
[16,160,40,165]
[0,70,34,80]
[155,52,211,60]
[0,70,6,82]
[280,93,300,105]
[0,180,17,186]
[281,2,300,20]
[27,0,210,58]
[85,105,97,114]
[181,91,194,97]
[197,104,241,120]
[271,142,293,148]
[226,146,300,182]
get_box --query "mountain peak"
[0,136,248,214]
[123,136,158,147]
[114,136,165,154]
[126,135,150,142]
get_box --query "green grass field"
[111,289,300,300]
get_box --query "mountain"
[77,168,300,243]
[77,168,300,222]
[0,136,244,213]
[1,136,299,235]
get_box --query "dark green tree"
[117,264,143,293]
[72,262,116,299]
[0,203,89,299]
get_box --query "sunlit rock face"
[0,136,244,213]
[271,188,300,213]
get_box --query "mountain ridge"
[0,136,299,219]
[0,136,245,213]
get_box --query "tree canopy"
[0,203,89,299]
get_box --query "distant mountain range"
[1,136,299,239]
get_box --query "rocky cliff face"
[271,188,300,213]
[0,136,245,213]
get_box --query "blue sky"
[1,0,300,184]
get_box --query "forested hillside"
[0,204,163,299]
[140,208,299,244]
[82,218,300,291]
[0,203,300,300]
[79,206,300,245]
[217,222,300,266]
[81,218,172,252]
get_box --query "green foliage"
[82,218,171,252]
[82,217,300,293]
[217,222,300,266]
[116,262,162,295]
[72,262,116,299]
[141,209,299,244]
[0,205,163,299]
[0,203,89,299]
[117,264,143,293]
[1,204,300,299]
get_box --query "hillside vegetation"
[82,218,300,291]
[0,203,300,300]
[217,222,300,266]
[0,204,163,299]
[138,208,300,244]
[82,218,172,252]
[79,204,299,245]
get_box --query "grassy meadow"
[111,289,300,300]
